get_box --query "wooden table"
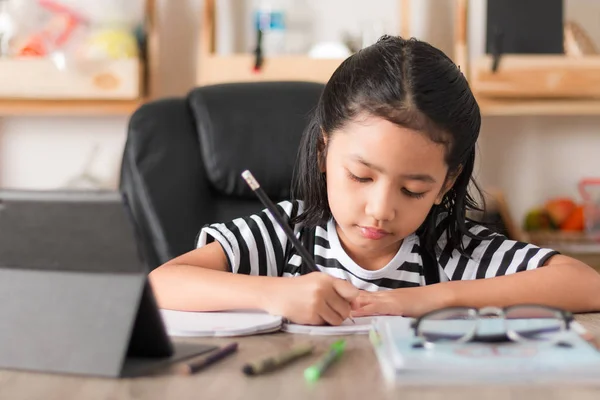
[3,314,600,400]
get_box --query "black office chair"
[119,81,324,271]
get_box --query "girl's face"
[323,115,451,268]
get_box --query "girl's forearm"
[445,261,600,312]
[148,265,280,312]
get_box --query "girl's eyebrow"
[350,155,437,183]
[401,173,437,184]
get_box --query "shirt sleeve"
[436,220,559,281]
[196,200,303,277]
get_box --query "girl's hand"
[350,285,453,318]
[264,272,359,326]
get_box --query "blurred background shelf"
[454,0,600,116]
[199,0,600,116]
[0,0,157,117]
[471,55,600,100]
[478,97,600,116]
[198,54,345,85]
[0,99,146,117]
[197,0,411,85]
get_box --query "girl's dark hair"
[292,35,484,257]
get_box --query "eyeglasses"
[411,305,574,347]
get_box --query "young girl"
[149,36,600,326]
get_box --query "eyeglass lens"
[417,306,565,343]
[417,308,478,342]
[505,306,564,341]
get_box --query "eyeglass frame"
[411,304,574,346]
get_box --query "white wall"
[1,0,599,226]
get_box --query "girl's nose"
[365,186,396,222]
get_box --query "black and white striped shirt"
[197,200,558,291]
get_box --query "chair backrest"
[120,81,324,270]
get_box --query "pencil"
[175,343,238,375]
[241,170,355,324]
[242,170,318,271]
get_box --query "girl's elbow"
[148,264,175,302]
[150,270,184,310]
[587,268,600,311]
[573,262,600,311]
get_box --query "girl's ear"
[435,165,463,205]
[317,132,328,173]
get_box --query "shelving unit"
[478,98,600,117]
[0,99,144,117]
[197,0,411,85]
[454,0,600,116]
[471,55,600,99]
[197,0,600,116]
[0,0,157,117]
[453,0,600,268]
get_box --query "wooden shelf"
[0,0,156,117]
[198,54,345,85]
[0,99,146,117]
[471,55,600,100]
[198,0,411,85]
[196,0,600,116]
[453,0,600,116]
[478,97,600,116]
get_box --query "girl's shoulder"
[271,199,305,224]
[433,212,504,249]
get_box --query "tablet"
[0,190,213,377]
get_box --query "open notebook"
[159,309,401,337]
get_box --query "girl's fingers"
[318,300,346,326]
[351,304,381,317]
[332,279,359,301]
[350,298,362,310]
[325,294,352,322]
[350,293,392,317]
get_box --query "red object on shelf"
[18,0,86,57]
[561,205,585,231]
[19,35,47,56]
[545,197,576,227]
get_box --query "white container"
[254,0,287,55]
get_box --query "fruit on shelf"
[560,205,585,231]
[544,198,577,227]
[523,208,556,231]
[523,196,585,232]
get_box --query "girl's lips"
[359,226,390,240]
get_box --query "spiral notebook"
[159,309,398,337]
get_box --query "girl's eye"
[347,171,371,183]
[402,188,426,199]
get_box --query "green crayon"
[304,339,346,382]
[242,343,314,376]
